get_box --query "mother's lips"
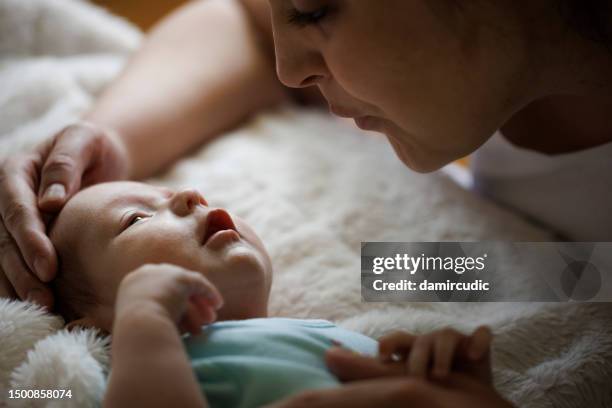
[201,209,237,245]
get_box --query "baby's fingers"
[180,270,224,311]
[432,329,463,380]
[180,301,204,335]
[191,295,218,324]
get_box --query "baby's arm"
[103,264,223,408]
[105,306,205,407]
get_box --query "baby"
[49,181,496,408]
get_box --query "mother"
[0,0,610,405]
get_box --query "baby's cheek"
[112,231,194,273]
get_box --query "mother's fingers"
[467,326,492,360]
[0,264,16,298]
[0,232,52,307]
[37,124,100,210]
[0,156,57,282]
[325,347,404,381]
[378,331,415,362]
[265,377,435,408]
[432,329,462,380]
[407,335,433,379]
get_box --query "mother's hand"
[0,122,129,307]
[268,346,514,408]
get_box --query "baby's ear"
[65,317,98,332]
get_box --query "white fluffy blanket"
[1,1,610,407]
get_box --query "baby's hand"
[115,263,224,335]
[378,326,492,384]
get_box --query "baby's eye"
[127,214,148,228]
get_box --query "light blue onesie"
[183,318,377,408]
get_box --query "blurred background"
[92,0,189,30]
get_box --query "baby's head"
[49,181,272,332]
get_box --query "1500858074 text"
[8,389,73,400]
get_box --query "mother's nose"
[170,189,208,216]
[273,33,329,88]
[276,52,327,88]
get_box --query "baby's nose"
[170,189,208,216]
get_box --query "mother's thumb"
[38,154,79,211]
[37,126,99,210]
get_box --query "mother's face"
[269,0,531,172]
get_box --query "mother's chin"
[383,129,451,174]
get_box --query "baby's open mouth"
[202,209,238,246]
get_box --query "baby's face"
[50,182,272,331]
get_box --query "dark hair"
[558,0,612,49]
[50,254,98,323]
[48,216,98,323]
